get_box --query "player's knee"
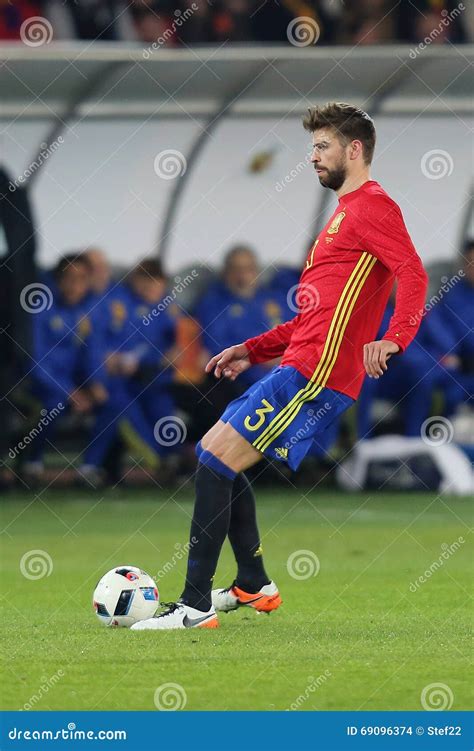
[200,438,227,462]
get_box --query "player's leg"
[132,422,263,630]
[196,423,279,611]
[212,470,282,613]
[179,422,262,609]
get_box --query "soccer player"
[132,102,429,631]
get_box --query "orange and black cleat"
[212,581,282,613]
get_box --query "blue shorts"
[221,365,354,471]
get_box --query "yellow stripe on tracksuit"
[253,252,377,453]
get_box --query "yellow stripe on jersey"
[253,252,376,452]
[252,253,371,452]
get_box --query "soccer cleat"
[212,580,282,613]
[130,601,218,630]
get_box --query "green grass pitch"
[1,489,472,712]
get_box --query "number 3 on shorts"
[244,398,275,431]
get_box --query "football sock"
[228,472,270,593]
[180,451,236,611]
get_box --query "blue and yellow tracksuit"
[83,284,178,469]
[195,281,293,387]
[29,290,104,462]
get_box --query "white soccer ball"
[93,565,159,627]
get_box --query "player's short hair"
[223,244,258,268]
[132,259,166,280]
[53,253,88,278]
[303,102,376,165]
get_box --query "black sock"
[180,453,235,611]
[228,472,270,593]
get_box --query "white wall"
[2,114,471,272]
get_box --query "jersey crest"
[327,211,346,235]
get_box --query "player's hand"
[105,352,121,375]
[69,388,93,413]
[89,382,108,404]
[205,343,251,381]
[363,340,400,378]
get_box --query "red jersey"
[245,180,428,400]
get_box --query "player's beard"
[317,159,347,191]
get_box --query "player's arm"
[361,199,429,378]
[206,315,300,380]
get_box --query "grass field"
[0,488,472,712]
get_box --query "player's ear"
[350,139,363,160]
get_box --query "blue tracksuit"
[430,279,474,413]
[195,281,293,386]
[29,291,104,461]
[357,304,442,438]
[84,284,178,468]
